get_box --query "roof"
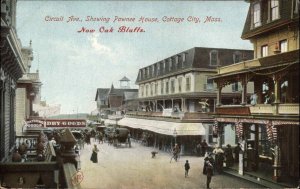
[120,76,130,81]
[211,50,299,79]
[95,87,138,101]
[241,0,299,39]
[124,91,138,100]
[136,47,253,84]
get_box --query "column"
[241,79,247,105]
[155,100,158,111]
[216,86,222,107]
[273,143,282,181]
[171,99,174,110]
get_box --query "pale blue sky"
[16,1,252,114]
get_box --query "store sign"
[26,119,86,128]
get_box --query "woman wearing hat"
[90,144,99,163]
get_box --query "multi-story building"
[211,0,299,185]
[119,47,254,154]
[15,42,44,136]
[0,0,27,162]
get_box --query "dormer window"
[182,53,186,63]
[271,0,279,21]
[157,63,160,75]
[210,50,218,66]
[253,2,261,27]
[233,51,242,64]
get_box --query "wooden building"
[95,77,138,117]
[119,47,254,154]
[0,0,27,162]
[211,0,299,185]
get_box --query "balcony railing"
[216,103,299,116]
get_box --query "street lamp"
[173,128,177,145]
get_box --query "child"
[184,160,190,177]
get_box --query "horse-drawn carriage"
[104,127,130,147]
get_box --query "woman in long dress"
[90,144,99,163]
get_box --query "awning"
[118,117,206,136]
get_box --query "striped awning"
[118,117,206,136]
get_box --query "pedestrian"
[234,143,242,163]
[213,146,224,174]
[205,160,213,189]
[184,160,190,177]
[224,144,234,167]
[203,153,214,175]
[201,139,208,157]
[90,144,99,163]
[170,143,180,163]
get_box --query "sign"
[162,108,173,117]
[26,119,87,128]
[71,171,84,186]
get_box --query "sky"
[16,1,252,114]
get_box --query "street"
[79,140,262,189]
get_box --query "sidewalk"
[223,168,298,188]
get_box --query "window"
[209,125,219,144]
[232,82,240,92]
[152,65,155,77]
[210,50,218,66]
[146,85,149,96]
[169,59,172,71]
[156,63,160,75]
[139,70,142,80]
[141,86,144,97]
[261,45,268,57]
[147,67,150,78]
[151,83,154,96]
[175,56,179,68]
[253,2,261,27]
[171,80,175,93]
[178,77,182,92]
[166,81,169,94]
[155,83,158,95]
[161,82,164,94]
[205,77,214,91]
[271,0,279,21]
[182,53,186,63]
[233,51,242,63]
[279,40,287,53]
[186,77,191,91]
[163,61,166,73]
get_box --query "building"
[211,0,299,186]
[14,41,44,136]
[95,77,139,117]
[119,47,254,154]
[1,1,78,188]
[0,0,27,162]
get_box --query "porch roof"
[118,117,207,136]
[210,50,299,79]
